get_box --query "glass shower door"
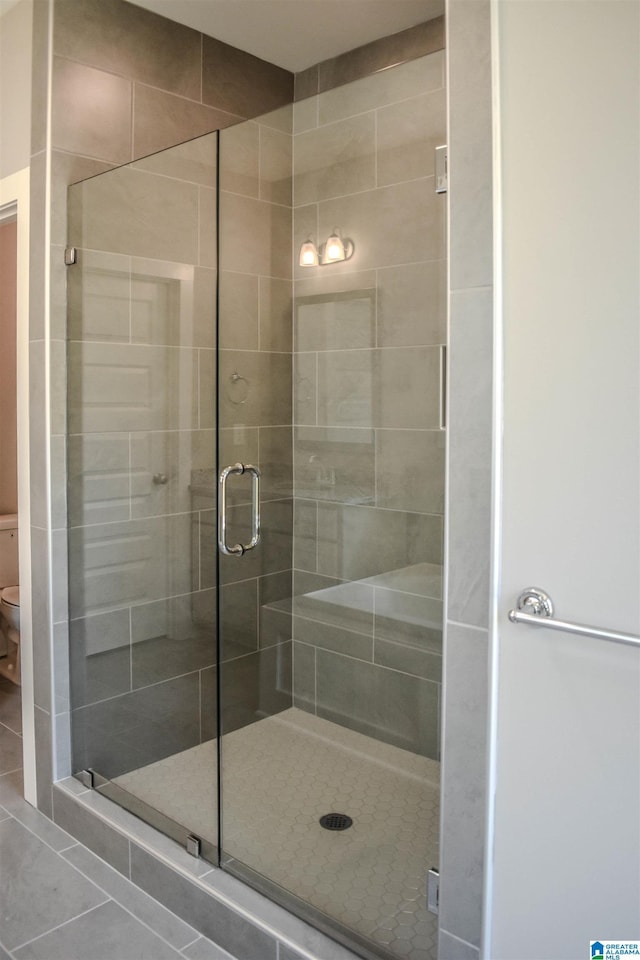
[66,132,220,859]
[217,47,446,960]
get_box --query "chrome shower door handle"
[244,463,261,553]
[217,462,261,557]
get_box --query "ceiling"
[127,0,443,73]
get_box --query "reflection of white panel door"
[73,261,196,629]
[489,3,640,958]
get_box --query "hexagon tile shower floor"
[115,708,440,960]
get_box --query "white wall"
[0,0,33,179]
[488,2,640,957]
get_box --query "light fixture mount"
[299,229,354,267]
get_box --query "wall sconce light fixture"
[299,229,354,267]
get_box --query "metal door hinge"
[80,769,95,789]
[64,246,77,265]
[186,834,201,858]
[427,867,440,915]
[435,145,447,194]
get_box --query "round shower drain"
[319,813,353,831]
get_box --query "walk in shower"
[67,42,446,960]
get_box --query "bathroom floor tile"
[0,818,108,950]
[0,677,22,734]
[0,769,239,960]
[12,900,183,960]
[0,720,22,774]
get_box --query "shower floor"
[114,707,439,960]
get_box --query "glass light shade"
[322,232,346,263]
[299,239,319,266]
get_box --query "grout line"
[61,844,202,957]
[291,172,437,211]
[10,901,111,952]
[0,764,23,776]
[57,841,80,853]
[0,717,22,737]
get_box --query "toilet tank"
[0,515,19,589]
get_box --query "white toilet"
[0,514,20,686]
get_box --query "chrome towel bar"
[509,587,640,649]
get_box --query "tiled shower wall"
[216,108,295,733]
[29,0,292,810]
[290,44,447,760]
[439,0,493,957]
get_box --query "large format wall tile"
[259,277,292,352]
[439,623,488,948]
[219,643,293,734]
[317,19,445,94]
[317,178,444,274]
[72,672,201,779]
[132,133,217,187]
[259,426,293,501]
[259,123,292,205]
[219,350,292,428]
[376,429,445,514]
[293,614,373,662]
[315,649,439,758]
[376,88,446,187]
[294,426,374,504]
[316,502,442,581]
[294,114,375,206]
[219,121,260,197]
[447,287,493,628]
[219,271,259,349]
[202,35,293,119]
[52,57,132,165]
[448,0,493,291]
[69,609,131,709]
[69,168,200,263]
[133,84,240,161]
[295,289,375,353]
[316,347,441,430]
[319,52,444,125]
[377,261,446,348]
[54,0,202,100]
[50,151,114,248]
[219,191,292,279]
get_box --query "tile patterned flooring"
[115,708,440,960]
[0,678,235,960]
